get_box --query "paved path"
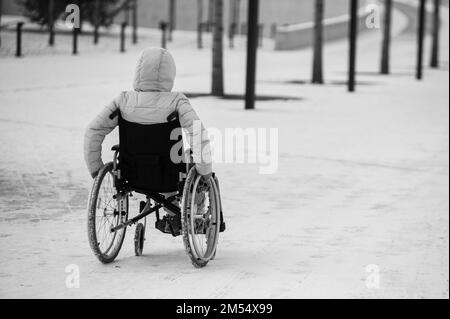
[0,4,448,298]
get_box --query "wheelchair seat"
[117,114,185,193]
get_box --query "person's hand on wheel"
[91,171,99,179]
[198,173,212,193]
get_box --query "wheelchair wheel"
[181,167,221,268]
[87,162,128,264]
[134,222,145,256]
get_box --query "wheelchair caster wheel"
[134,223,145,256]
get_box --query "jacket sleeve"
[83,96,121,176]
[176,95,212,176]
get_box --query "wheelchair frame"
[87,111,224,268]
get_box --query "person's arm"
[176,95,212,176]
[83,96,121,178]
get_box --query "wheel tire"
[181,167,220,268]
[134,223,145,256]
[87,162,128,264]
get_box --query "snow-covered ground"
[0,4,448,298]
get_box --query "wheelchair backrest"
[118,114,185,193]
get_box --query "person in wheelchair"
[83,47,223,267]
[84,47,212,181]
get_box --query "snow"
[0,4,448,298]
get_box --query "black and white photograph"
[0,0,448,301]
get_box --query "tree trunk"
[197,0,203,48]
[245,0,259,109]
[48,0,55,46]
[416,0,426,80]
[132,0,138,44]
[211,0,224,96]
[0,0,3,48]
[94,0,100,44]
[380,0,392,74]
[312,0,324,84]
[430,0,440,68]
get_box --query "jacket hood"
[133,47,176,92]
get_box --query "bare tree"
[380,0,392,74]
[211,0,224,96]
[312,0,324,84]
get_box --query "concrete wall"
[275,8,369,51]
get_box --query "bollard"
[72,27,78,55]
[258,24,263,47]
[416,0,426,80]
[229,22,236,49]
[197,22,203,49]
[159,21,168,49]
[270,23,277,39]
[15,22,24,57]
[348,0,358,92]
[120,22,127,52]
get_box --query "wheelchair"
[87,110,225,268]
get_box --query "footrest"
[155,215,181,237]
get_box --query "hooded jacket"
[83,47,212,176]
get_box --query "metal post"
[270,23,277,39]
[120,22,127,52]
[94,0,100,44]
[416,0,426,80]
[16,22,24,57]
[245,0,259,110]
[48,0,55,46]
[168,0,175,41]
[348,0,358,92]
[159,21,167,49]
[132,0,138,44]
[229,23,235,48]
[380,0,392,74]
[72,27,78,55]
[430,0,440,68]
[198,22,203,49]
